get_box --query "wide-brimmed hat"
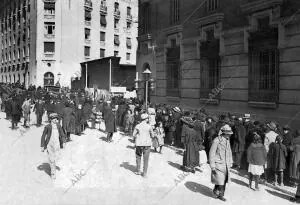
[173,107,181,113]
[141,113,149,120]
[49,113,59,120]
[220,124,233,135]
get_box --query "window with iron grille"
[114,18,119,29]
[127,7,131,17]
[84,46,90,57]
[207,0,219,12]
[44,72,54,86]
[114,51,118,57]
[44,42,55,53]
[126,52,130,61]
[126,38,131,49]
[248,19,279,103]
[114,2,119,12]
[100,15,107,27]
[166,43,180,97]
[199,31,220,99]
[127,22,131,29]
[114,35,120,46]
[170,0,180,25]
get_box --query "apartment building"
[0,0,138,87]
[137,0,300,127]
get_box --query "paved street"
[0,112,296,205]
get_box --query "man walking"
[133,113,154,178]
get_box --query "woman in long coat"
[209,124,233,202]
[103,102,116,142]
[181,118,202,173]
[289,131,300,182]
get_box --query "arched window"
[44,72,54,86]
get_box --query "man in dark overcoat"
[11,96,22,129]
[62,103,75,142]
[33,99,45,126]
[232,118,246,170]
[103,101,116,142]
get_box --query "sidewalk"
[164,144,296,197]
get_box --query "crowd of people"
[1,82,300,202]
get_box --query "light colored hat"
[141,113,149,120]
[173,107,181,113]
[243,114,251,119]
[49,113,59,120]
[220,124,233,135]
[267,121,277,131]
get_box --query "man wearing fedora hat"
[209,124,233,201]
[133,113,154,178]
[41,113,66,180]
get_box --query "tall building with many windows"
[137,0,300,127]
[0,0,138,87]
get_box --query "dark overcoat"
[271,142,287,171]
[103,105,116,133]
[290,137,300,179]
[62,107,75,133]
[232,122,246,153]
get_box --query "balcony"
[44,52,54,58]
[85,39,91,44]
[44,34,55,39]
[114,10,121,19]
[84,0,93,11]
[44,14,55,20]
[100,41,105,47]
[100,5,107,15]
[114,28,119,33]
[126,14,133,22]
[85,20,91,26]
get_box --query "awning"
[114,36,120,45]
[100,15,107,25]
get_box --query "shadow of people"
[265,189,292,200]
[231,178,249,188]
[120,162,136,173]
[99,136,108,142]
[37,163,60,176]
[184,181,213,198]
[126,145,135,150]
[168,161,183,171]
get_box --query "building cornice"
[162,25,183,36]
[241,0,283,14]
[192,13,225,27]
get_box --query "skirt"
[248,164,264,175]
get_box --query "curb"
[164,145,296,197]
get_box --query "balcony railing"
[85,20,91,26]
[100,41,105,47]
[44,34,55,39]
[44,14,55,20]
[100,5,107,14]
[126,14,132,21]
[114,28,119,33]
[85,39,91,44]
[44,52,54,58]
[114,10,121,19]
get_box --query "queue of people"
[1,82,300,203]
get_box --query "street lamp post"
[135,68,154,113]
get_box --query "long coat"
[290,137,300,179]
[182,124,202,168]
[62,107,75,133]
[11,100,22,122]
[103,105,116,133]
[232,122,246,153]
[271,142,287,171]
[209,136,233,185]
[40,123,65,149]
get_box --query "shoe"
[218,196,226,202]
[141,173,147,178]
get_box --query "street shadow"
[37,163,60,176]
[126,145,135,150]
[184,181,213,198]
[120,162,136,174]
[128,138,135,143]
[99,136,107,142]
[265,189,292,200]
[168,161,183,171]
[231,178,249,188]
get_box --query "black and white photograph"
[0,0,300,204]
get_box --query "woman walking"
[209,124,233,202]
[247,132,267,191]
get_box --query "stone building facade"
[137,0,300,127]
[0,0,138,87]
